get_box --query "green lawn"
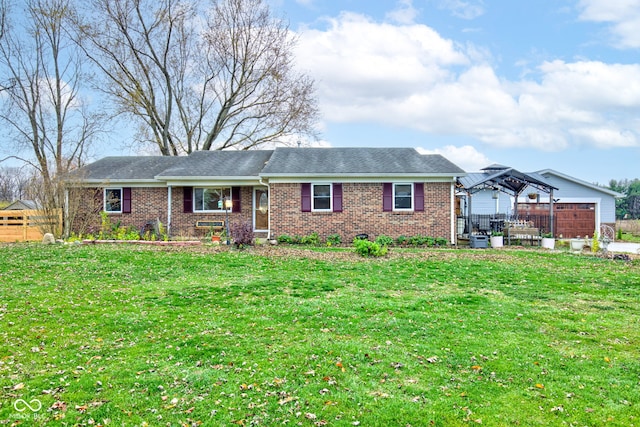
[1,244,639,426]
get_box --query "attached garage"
[459,166,622,240]
[554,203,596,238]
[518,202,596,238]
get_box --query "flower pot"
[211,235,221,243]
[570,238,584,253]
[541,237,555,250]
[490,235,503,248]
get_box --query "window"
[313,184,331,211]
[301,183,342,212]
[394,183,413,210]
[104,188,122,213]
[194,187,232,212]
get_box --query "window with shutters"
[302,183,343,213]
[393,183,413,211]
[312,184,332,211]
[104,188,122,213]
[193,187,232,212]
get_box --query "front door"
[254,187,269,231]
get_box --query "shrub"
[277,234,294,244]
[591,232,600,253]
[435,237,448,246]
[408,235,428,246]
[300,232,320,245]
[396,235,408,245]
[230,221,254,248]
[326,233,342,246]
[375,235,394,246]
[354,238,388,257]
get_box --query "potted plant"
[527,192,538,200]
[207,227,221,243]
[490,231,504,248]
[541,232,555,250]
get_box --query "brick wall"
[73,183,452,241]
[270,182,452,241]
[74,186,255,239]
[169,187,254,238]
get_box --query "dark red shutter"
[231,187,241,212]
[183,187,193,213]
[414,183,424,212]
[333,183,343,212]
[301,183,311,212]
[122,187,132,213]
[383,183,393,212]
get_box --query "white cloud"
[417,145,491,172]
[436,0,485,20]
[386,0,419,25]
[295,12,640,151]
[577,0,640,48]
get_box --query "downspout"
[167,186,172,238]
[259,177,271,240]
[450,180,456,245]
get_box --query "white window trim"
[193,187,232,213]
[312,183,332,212]
[104,187,123,213]
[393,183,414,212]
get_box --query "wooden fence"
[0,209,62,242]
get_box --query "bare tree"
[0,166,32,202]
[0,0,101,235]
[76,0,318,155]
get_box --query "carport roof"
[458,164,558,195]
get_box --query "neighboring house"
[4,200,39,210]
[457,164,621,238]
[70,147,466,243]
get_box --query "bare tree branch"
[0,0,101,234]
[75,0,318,155]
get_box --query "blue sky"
[265,0,640,184]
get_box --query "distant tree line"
[608,179,640,219]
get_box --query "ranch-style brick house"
[71,147,466,243]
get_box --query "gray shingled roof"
[157,150,274,178]
[74,147,465,183]
[261,147,465,176]
[76,156,179,182]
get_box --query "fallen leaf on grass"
[50,401,67,411]
[471,365,482,371]
[535,384,545,389]
[278,396,297,405]
[426,356,439,363]
[12,383,24,390]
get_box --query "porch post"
[549,189,554,236]
[466,191,472,234]
[167,186,172,238]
